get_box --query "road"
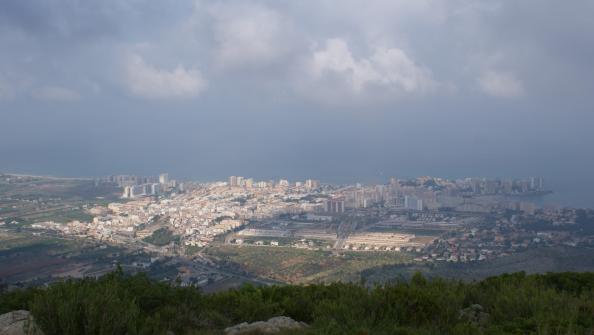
[333,220,357,250]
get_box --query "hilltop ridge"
[1,270,593,334]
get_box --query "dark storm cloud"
[0,1,119,41]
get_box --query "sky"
[1,0,594,205]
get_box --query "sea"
[536,177,594,209]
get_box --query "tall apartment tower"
[325,199,345,213]
[159,173,169,185]
[530,177,544,191]
[404,195,423,211]
[305,179,320,189]
[122,186,131,199]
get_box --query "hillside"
[1,269,593,334]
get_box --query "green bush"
[0,271,592,334]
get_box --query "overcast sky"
[1,0,593,192]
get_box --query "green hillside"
[1,269,593,334]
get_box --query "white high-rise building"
[530,177,544,191]
[122,186,132,198]
[305,179,320,189]
[325,199,345,213]
[404,195,423,211]
[129,184,146,198]
[159,173,169,185]
[150,183,161,195]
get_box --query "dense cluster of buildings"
[38,176,329,250]
[97,173,183,199]
[228,176,320,190]
[325,176,549,213]
[34,174,592,265]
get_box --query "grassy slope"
[206,244,413,284]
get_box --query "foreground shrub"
[0,271,592,334]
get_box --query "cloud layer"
[208,2,297,69]
[478,70,524,98]
[308,39,435,96]
[124,54,206,99]
[0,0,592,105]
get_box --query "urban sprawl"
[22,174,594,265]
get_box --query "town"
[2,171,594,288]
[22,173,591,264]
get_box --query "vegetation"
[361,246,594,283]
[206,245,413,284]
[1,270,593,334]
[143,228,180,246]
[523,209,594,235]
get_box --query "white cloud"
[206,2,297,69]
[478,70,525,98]
[31,86,81,102]
[125,54,206,99]
[303,38,436,102]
